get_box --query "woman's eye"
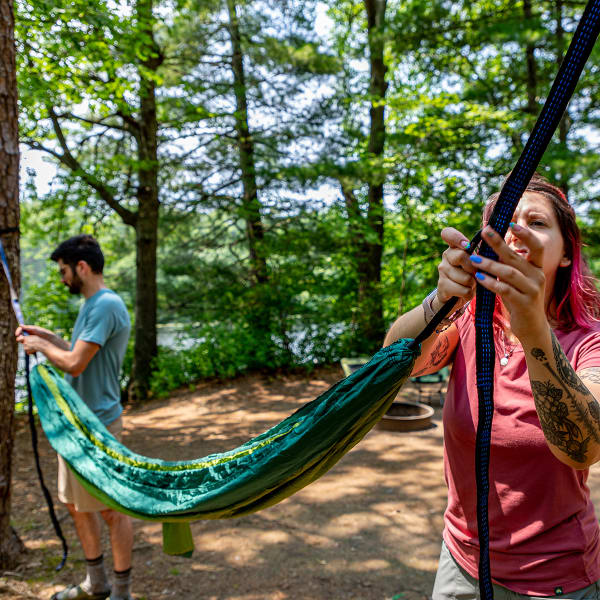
[530,220,546,227]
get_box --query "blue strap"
[0,236,25,326]
[475,3,600,597]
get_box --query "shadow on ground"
[4,365,450,600]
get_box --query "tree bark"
[224,0,275,364]
[0,0,24,568]
[360,0,387,350]
[129,0,161,401]
[225,0,268,287]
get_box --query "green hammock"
[30,340,417,557]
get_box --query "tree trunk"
[129,0,160,401]
[0,0,24,568]
[360,0,387,350]
[225,0,275,365]
[226,0,268,287]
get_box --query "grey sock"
[110,567,131,600]
[81,554,110,595]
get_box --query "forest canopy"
[16,0,600,400]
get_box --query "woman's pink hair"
[480,173,600,331]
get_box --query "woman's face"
[505,192,571,308]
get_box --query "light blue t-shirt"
[65,289,130,425]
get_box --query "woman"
[384,173,600,599]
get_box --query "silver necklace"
[499,328,518,366]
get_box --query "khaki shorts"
[57,416,123,513]
[432,540,600,600]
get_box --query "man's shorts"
[57,416,123,513]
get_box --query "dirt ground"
[4,365,600,600]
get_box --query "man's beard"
[68,274,83,295]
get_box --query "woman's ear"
[559,254,572,268]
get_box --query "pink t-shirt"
[443,312,600,595]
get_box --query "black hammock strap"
[412,1,600,597]
[0,226,19,235]
[25,353,68,570]
[0,236,68,570]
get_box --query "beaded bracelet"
[422,288,439,325]
[422,288,469,332]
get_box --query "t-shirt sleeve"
[573,331,600,372]
[78,301,119,347]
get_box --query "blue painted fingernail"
[510,222,523,232]
[486,229,495,237]
[460,240,469,249]
[475,272,485,281]
[470,255,482,264]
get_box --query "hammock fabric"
[30,341,417,557]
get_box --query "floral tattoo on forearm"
[531,333,600,463]
[412,335,449,377]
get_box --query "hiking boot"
[51,584,111,600]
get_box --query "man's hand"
[15,333,47,355]
[16,324,70,351]
[15,332,99,376]
[16,324,53,340]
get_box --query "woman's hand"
[469,224,547,341]
[437,227,477,308]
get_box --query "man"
[16,235,133,600]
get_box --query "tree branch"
[54,111,137,136]
[39,107,138,227]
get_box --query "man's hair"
[50,235,104,274]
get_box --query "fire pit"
[340,358,435,432]
[376,401,435,432]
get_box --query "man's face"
[57,259,83,295]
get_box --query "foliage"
[16,0,600,402]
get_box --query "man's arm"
[524,327,600,469]
[16,325,70,350]
[17,336,100,377]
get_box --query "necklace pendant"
[500,356,509,366]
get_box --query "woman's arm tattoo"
[551,333,588,394]
[431,335,450,366]
[412,335,450,377]
[579,368,600,429]
[579,367,600,386]
[530,379,590,463]
[531,333,600,462]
